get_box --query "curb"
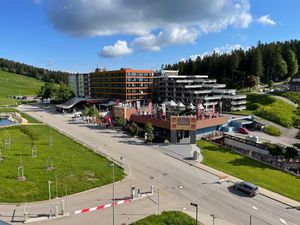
[162,151,300,208]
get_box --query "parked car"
[233,181,258,196]
[239,127,249,134]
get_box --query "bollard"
[131,185,135,199]
[55,205,59,217]
[151,185,154,194]
[60,199,65,215]
[24,212,28,222]
[137,189,140,197]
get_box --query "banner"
[197,102,200,118]
[148,101,153,115]
[162,103,166,116]
[136,101,141,111]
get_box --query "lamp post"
[211,214,216,225]
[111,164,115,225]
[48,180,52,218]
[48,180,52,200]
[190,202,198,225]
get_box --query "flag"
[162,103,166,116]
[136,101,141,112]
[212,103,215,114]
[197,102,200,118]
[148,101,153,115]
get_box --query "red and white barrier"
[74,199,130,215]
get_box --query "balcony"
[231,101,247,106]
[231,106,247,111]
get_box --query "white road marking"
[252,206,258,210]
[280,218,288,225]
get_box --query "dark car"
[233,181,258,196]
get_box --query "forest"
[164,40,300,89]
[0,58,71,83]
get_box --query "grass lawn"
[0,125,124,203]
[198,140,300,202]
[0,107,41,123]
[232,93,296,128]
[273,92,300,105]
[0,70,43,106]
[130,211,201,225]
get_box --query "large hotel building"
[68,68,246,112]
[90,68,153,102]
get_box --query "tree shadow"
[227,157,271,169]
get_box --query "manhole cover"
[182,207,187,210]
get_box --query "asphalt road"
[3,104,299,225]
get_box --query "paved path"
[2,104,298,225]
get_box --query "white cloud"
[258,15,276,26]
[187,44,249,61]
[133,27,199,51]
[45,0,253,50]
[100,40,133,57]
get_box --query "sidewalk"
[158,144,300,209]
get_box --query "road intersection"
[0,104,298,225]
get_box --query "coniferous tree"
[272,49,287,81]
[286,50,299,77]
[251,48,264,78]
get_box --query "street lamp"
[48,180,52,200]
[48,180,52,218]
[190,202,198,225]
[210,214,216,225]
[111,163,115,225]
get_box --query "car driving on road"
[233,181,259,196]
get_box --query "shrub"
[263,142,283,156]
[129,122,140,136]
[284,147,298,158]
[264,125,281,137]
[115,117,125,127]
[18,126,39,141]
[293,143,300,149]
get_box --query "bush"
[129,122,140,136]
[293,143,300,149]
[115,117,125,127]
[284,147,298,158]
[263,142,283,156]
[264,125,281,137]
[18,126,39,141]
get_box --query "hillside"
[165,39,300,89]
[0,57,71,83]
[0,70,43,106]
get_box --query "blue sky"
[0,0,299,73]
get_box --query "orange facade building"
[90,68,153,102]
